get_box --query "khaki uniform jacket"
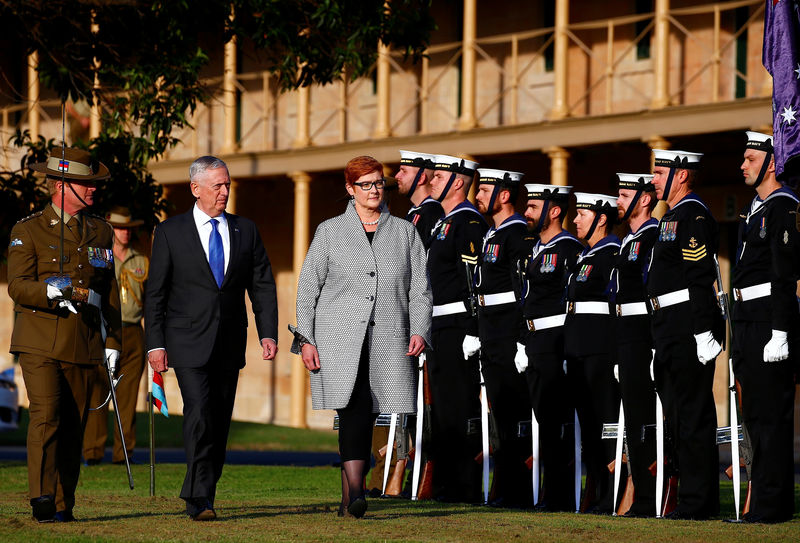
[7,205,123,364]
[117,248,148,324]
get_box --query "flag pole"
[148,365,155,497]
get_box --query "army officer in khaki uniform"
[7,147,122,523]
[83,206,148,465]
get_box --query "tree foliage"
[0,0,434,260]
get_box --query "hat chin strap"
[753,149,773,189]
[436,172,457,203]
[64,180,92,210]
[583,211,602,241]
[531,200,550,235]
[406,167,424,200]
[620,190,642,223]
[659,168,676,202]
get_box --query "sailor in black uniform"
[518,183,583,512]
[426,154,486,503]
[612,173,659,517]
[396,150,444,248]
[564,192,620,514]
[647,149,722,520]
[732,131,799,524]
[472,168,534,508]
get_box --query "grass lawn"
[0,409,339,452]
[0,461,798,542]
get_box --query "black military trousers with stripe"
[653,336,719,518]
[732,320,796,522]
[524,347,575,511]
[429,327,483,503]
[481,337,533,507]
[617,340,658,516]
[566,352,620,513]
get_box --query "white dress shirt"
[193,203,230,274]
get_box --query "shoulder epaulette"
[16,210,43,224]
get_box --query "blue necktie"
[208,218,224,287]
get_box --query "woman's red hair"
[344,156,383,185]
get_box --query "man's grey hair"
[189,156,229,184]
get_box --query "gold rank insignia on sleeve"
[470,241,475,253]
[682,242,707,261]
[461,254,478,264]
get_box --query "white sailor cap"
[652,149,703,170]
[616,173,655,191]
[745,131,773,153]
[477,168,524,184]
[434,154,479,176]
[525,183,572,200]
[574,192,618,213]
[399,150,437,168]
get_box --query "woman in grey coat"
[293,155,432,518]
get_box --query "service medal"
[539,253,557,273]
[576,264,593,282]
[436,223,451,240]
[628,241,640,261]
[759,217,766,239]
[88,246,114,268]
[659,221,677,241]
[484,243,499,263]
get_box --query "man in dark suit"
[145,156,278,521]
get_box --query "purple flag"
[763,0,800,177]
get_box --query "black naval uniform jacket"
[476,214,534,342]
[613,218,658,346]
[731,187,800,330]
[427,201,489,335]
[522,230,584,354]
[564,235,620,357]
[406,196,445,249]
[646,193,723,343]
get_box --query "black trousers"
[566,352,619,513]
[524,348,575,511]
[429,327,482,502]
[653,336,719,518]
[617,340,657,516]
[337,339,377,462]
[481,337,533,507]
[173,342,239,505]
[733,321,796,522]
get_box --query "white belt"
[566,301,609,315]
[526,314,566,331]
[733,282,771,302]
[478,291,516,307]
[649,288,690,311]
[616,302,648,317]
[432,301,467,317]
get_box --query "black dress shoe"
[55,510,75,522]
[31,496,56,523]
[347,496,367,519]
[83,458,101,466]
[186,498,216,521]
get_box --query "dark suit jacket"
[145,209,278,369]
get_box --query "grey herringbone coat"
[295,201,432,412]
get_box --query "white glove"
[46,284,63,299]
[514,342,528,373]
[694,331,722,365]
[105,349,120,374]
[462,335,481,360]
[46,284,78,314]
[763,330,789,363]
[613,364,620,382]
